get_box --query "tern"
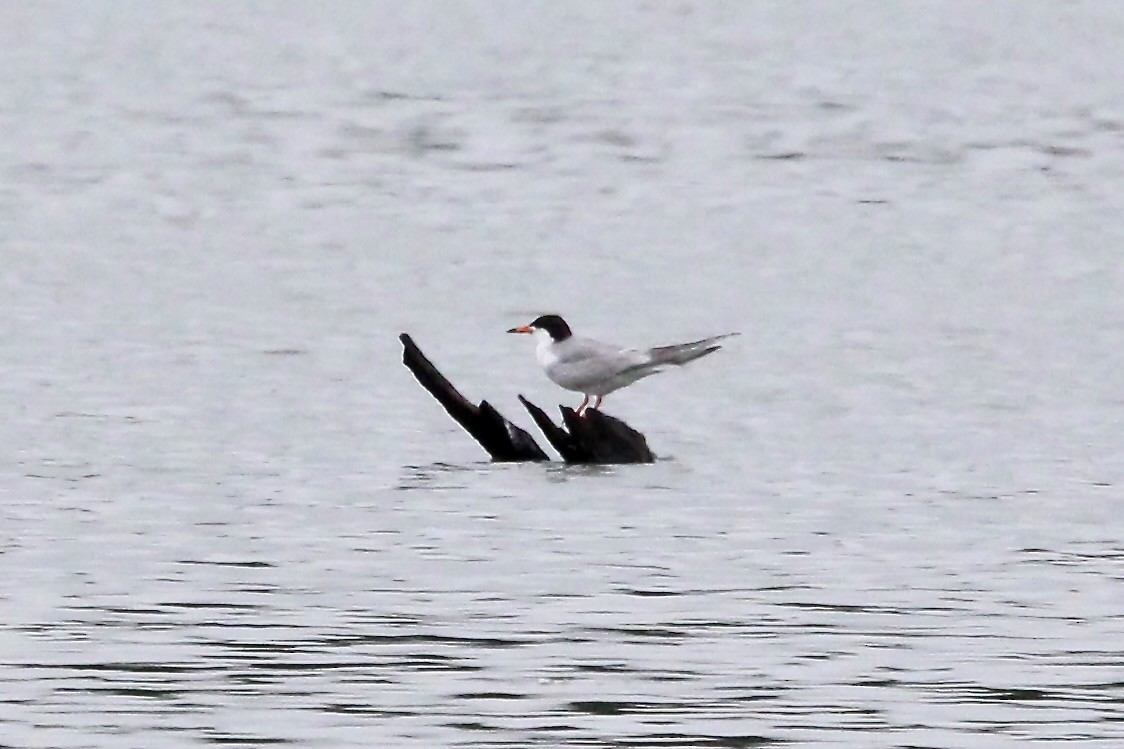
[507,314,737,415]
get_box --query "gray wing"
[547,337,649,392]
[645,332,740,366]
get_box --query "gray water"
[2,3,1123,747]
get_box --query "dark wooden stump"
[517,397,654,464]
[401,333,655,464]
[400,333,548,461]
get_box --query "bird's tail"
[647,332,739,366]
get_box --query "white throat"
[534,328,560,367]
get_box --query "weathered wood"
[518,396,584,462]
[401,333,656,464]
[518,397,655,464]
[400,333,548,461]
[560,405,656,464]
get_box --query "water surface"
[2,3,1122,747]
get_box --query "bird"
[507,314,737,415]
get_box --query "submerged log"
[400,333,548,461]
[400,333,655,464]
[518,397,654,464]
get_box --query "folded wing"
[645,332,739,366]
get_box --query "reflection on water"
[3,2,1123,748]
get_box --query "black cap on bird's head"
[507,314,573,342]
